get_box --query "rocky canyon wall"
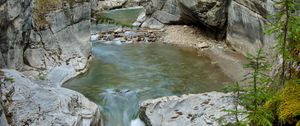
[0,0,102,125]
[0,0,32,69]
[0,0,92,74]
[93,0,276,56]
[227,0,276,56]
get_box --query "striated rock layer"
[2,70,102,126]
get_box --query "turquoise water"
[97,7,144,26]
[63,42,232,126]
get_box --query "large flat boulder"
[139,92,246,126]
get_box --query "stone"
[141,17,164,29]
[139,92,246,126]
[0,0,32,69]
[0,103,9,126]
[226,0,276,55]
[0,1,101,125]
[24,48,46,69]
[93,0,127,11]
[2,70,103,126]
[196,42,209,49]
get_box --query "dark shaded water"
[63,42,232,126]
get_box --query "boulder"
[2,70,103,126]
[177,0,228,30]
[139,92,246,126]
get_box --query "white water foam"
[91,34,99,41]
[130,118,145,126]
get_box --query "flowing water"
[63,42,232,126]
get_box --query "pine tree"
[267,0,300,86]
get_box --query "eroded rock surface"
[140,92,245,126]
[0,0,101,125]
[2,70,102,126]
[0,0,32,69]
[227,0,276,55]
[93,0,228,31]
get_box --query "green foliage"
[277,81,300,125]
[221,82,248,126]
[265,80,300,125]
[266,0,300,85]
[95,7,144,27]
[223,49,275,126]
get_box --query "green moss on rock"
[278,81,300,125]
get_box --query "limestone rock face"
[0,103,9,126]
[0,0,92,72]
[139,92,246,126]
[144,0,228,31]
[177,0,228,30]
[92,0,228,31]
[0,0,32,69]
[26,0,92,72]
[2,70,103,126]
[0,0,101,125]
[227,0,276,55]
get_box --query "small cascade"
[100,89,143,126]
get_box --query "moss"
[277,81,300,124]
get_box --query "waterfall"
[101,89,145,126]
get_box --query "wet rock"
[139,92,246,126]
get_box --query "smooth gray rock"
[141,17,164,29]
[226,0,276,55]
[177,0,227,29]
[93,0,128,11]
[140,92,246,126]
[0,103,9,126]
[0,1,101,125]
[0,0,32,69]
[2,70,103,126]
[93,0,227,31]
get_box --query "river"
[63,41,232,126]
